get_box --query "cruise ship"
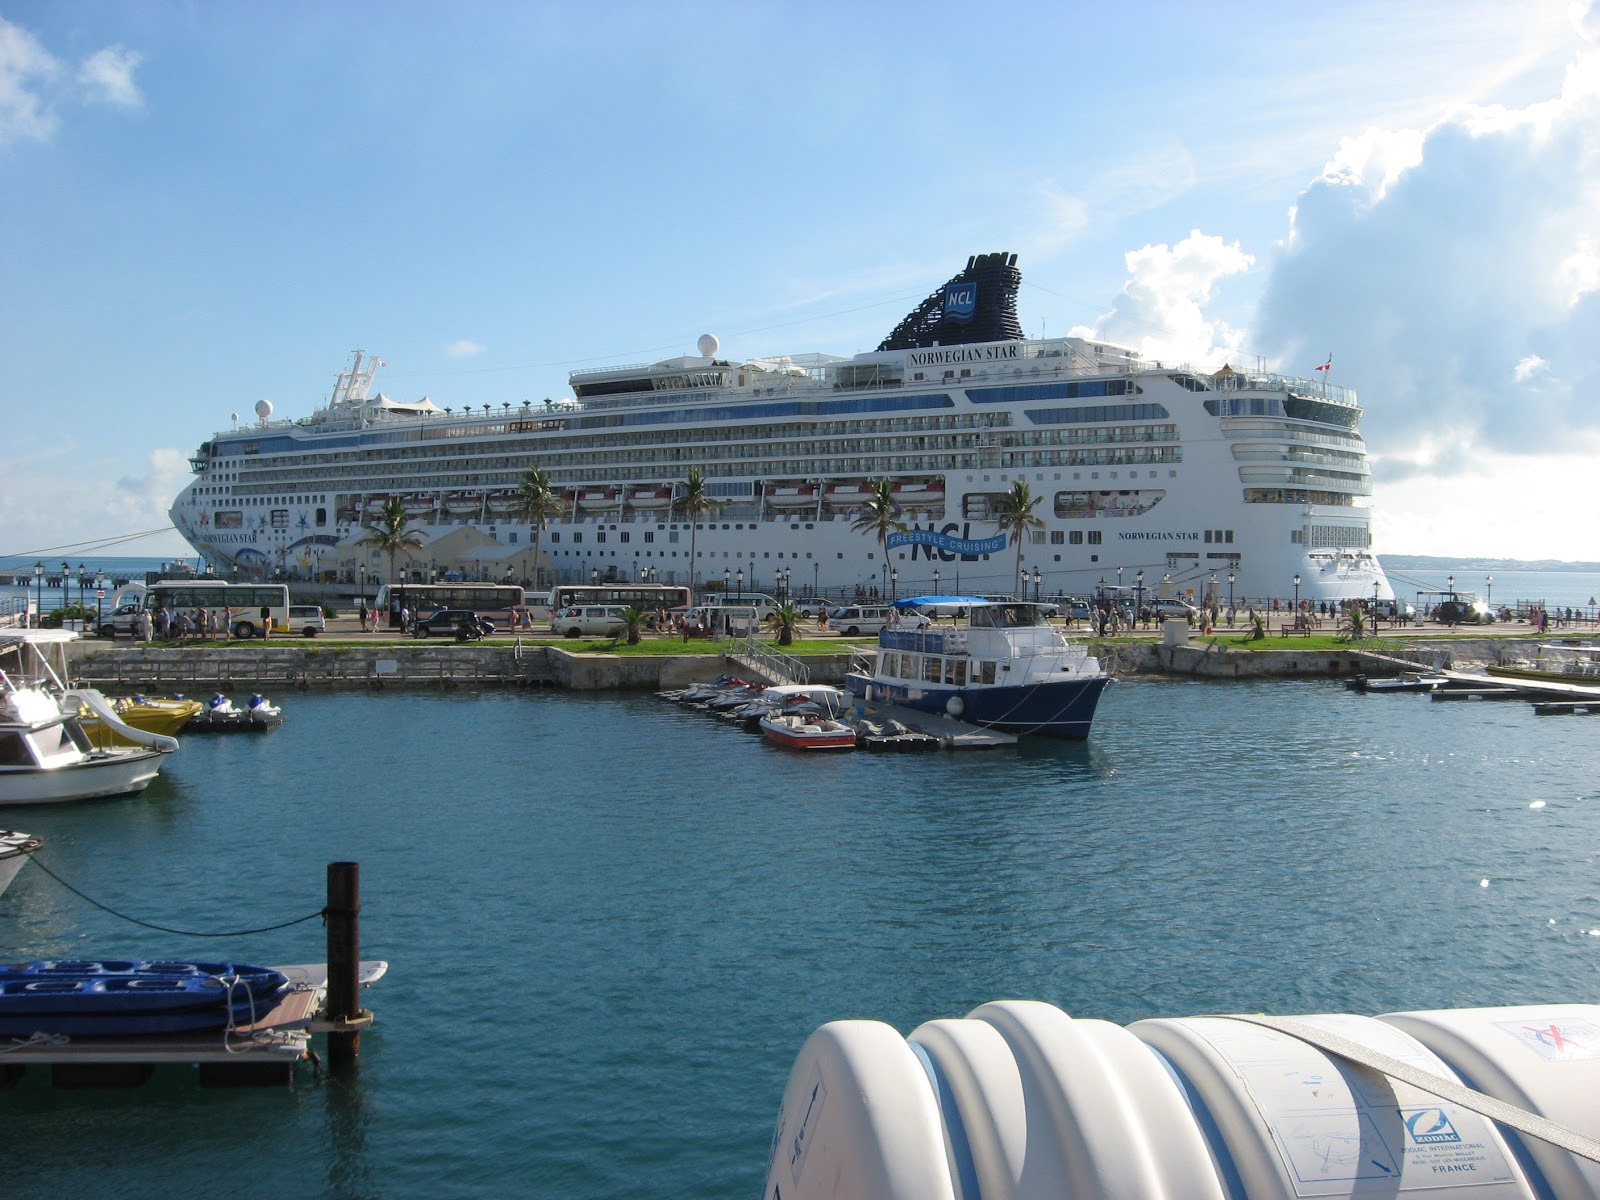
[169,253,1393,606]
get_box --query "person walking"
[260,603,272,639]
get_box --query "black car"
[411,610,495,639]
[1434,598,1492,626]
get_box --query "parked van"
[683,605,764,637]
[548,605,628,639]
[828,605,893,637]
[701,592,778,621]
[287,605,327,637]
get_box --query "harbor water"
[3,677,1597,1197]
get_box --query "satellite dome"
[697,333,720,358]
[254,400,273,420]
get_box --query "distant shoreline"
[1380,555,1599,572]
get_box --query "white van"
[549,605,627,639]
[702,592,778,621]
[288,605,327,637]
[828,605,894,637]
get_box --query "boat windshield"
[969,604,1049,629]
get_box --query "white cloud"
[1249,31,1600,465]
[1071,230,1254,368]
[445,339,487,357]
[0,16,62,146]
[0,17,143,147]
[78,46,143,109]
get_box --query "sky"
[2,0,1597,566]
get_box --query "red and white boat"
[574,488,621,512]
[823,482,873,509]
[758,712,858,751]
[627,486,674,510]
[765,482,819,509]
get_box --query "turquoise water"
[3,680,1599,1197]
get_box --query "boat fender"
[945,696,964,717]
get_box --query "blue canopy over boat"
[891,595,989,609]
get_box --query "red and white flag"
[375,358,388,368]
[1315,354,1332,373]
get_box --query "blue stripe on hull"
[866,676,1110,739]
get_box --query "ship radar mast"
[329,349,380,409]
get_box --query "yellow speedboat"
[74,694,203,748]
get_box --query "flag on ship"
[1316,353,1332,372]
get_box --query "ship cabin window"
[270,510,288,529]
[1070,531,1083,544]
[551,533,561,543]
[1088,531,1102,544]
[922,657,942,683]
[597,533,606,544]
[1050,531,1064,544]
[573,532,583,544]
[644,533,654,543]
[949,660,967,686]
[620,533,630,543]
[975,661,998,685]
[315,508,327,526]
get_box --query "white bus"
[96,581,291,639]
[373,582,528,628]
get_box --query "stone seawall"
[62,638,1521,691]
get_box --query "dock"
[0,961,385,1089]
[1354,651,1600,709]
[851,699,1018,750]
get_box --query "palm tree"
[992,480,1044,599]
[511,465,565,589]
[849,479,906,599]
[1337,605,1369,644]
[771,601,802,647]
[357,498,426,590]
[672,467,722,640]
[618,605,647,646]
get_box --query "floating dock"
[850,700,1018,750]
[0,960,385,1089]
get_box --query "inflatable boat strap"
[1222,1014,1600,1164]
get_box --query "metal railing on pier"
[721,635,810,686]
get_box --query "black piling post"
[327,861,362,1063]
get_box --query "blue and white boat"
[846,597,1110,739]
[0,960,290,1037]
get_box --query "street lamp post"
[1227,572,1236,612]
[1373,581,1381,629]
[891,567,898,601]
[61,562,70,619]
[1032,567,1042,603]
[1447,574,1455,596]
[1292,573,1301,618]
[1135,570,1145,618]
[33,561,43,625]
[736,568,743,603]
[1209,574,1218,610]
[94,572,106,627]
[1485,575,1493,607]
[724,567,731,597]
[932,568,940,595]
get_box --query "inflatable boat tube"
[1130,1013,1534,1198]
[1379,1004,1600,1199]
[762,1019,956,1200]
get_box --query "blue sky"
[3,0,1596,565]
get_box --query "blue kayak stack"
[0,960,289,1037]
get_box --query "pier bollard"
[326,861,363,1063]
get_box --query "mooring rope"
[23,854,327,937]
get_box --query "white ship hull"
[169,255,1392,607]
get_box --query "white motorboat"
[0,829,41,896]
[846,597,1111,739]
[758,712,859,751]
[0,629,176,806]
